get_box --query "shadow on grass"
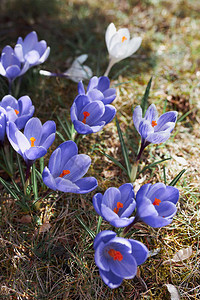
[0,0,156,104]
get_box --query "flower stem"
[104,59,115,77]
[24,165,31,194]
[8,80,12,95]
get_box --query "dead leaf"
[164,246,193,264]
[172,154,188,166]
[39,222,51,234]
[165,284,180,300]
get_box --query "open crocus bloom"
[133,104,178,151]
[0,95,34,130]
[104,23,142,76]
[94,230,148,289]
[70,94,116,134]
[0,46,29,84]
[78,76,116,105]
[0,107,7,144]
[136,183,179,228]
[93,183,136,227]
[7,117,56,166]
[42,140,98,194]
[14,31,50,67]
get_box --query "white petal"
[105,23,116,49]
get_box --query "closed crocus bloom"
[133,104,178,160]
[136,183,179,228]
[93,183,136,227]
[70,93,116,135]
[94,230,148,289]
[14,31,50,67]
[0,45,29,84]
[42,140,98,194]
[0,107,7,144]
[78,76,116,105]
[7,117,56,166]
[104,23,142,76]
[0,95,34,130]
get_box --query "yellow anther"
[30,137,36,147]
[122,36,127,42]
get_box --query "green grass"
[0,0,200,299]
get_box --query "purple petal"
[40,120,56,148]
[110,216,135,227]
[133,105,142,132]
[93,230,116,250]
[101,204,119,222]
[23,31,38,53]
[97,76,110,92]
[97,104,116,125]
[78,101,105,126]
[99,269,123,289]
[141,215,173,228]
[6,65,21,80]
[139,120,154,139]
[129,240,148,265]
[6,122,20,152]
[38,47,50,64]
[70,95,90,122]
[95,241,110,271]
[73,177,98,193]
[110,253,137,279]
[155,201,177,218]
[144,104,158,122]
[155,111,178,132]
[14,44,24,62]
[54,177,79,192]
[87,89,104,102]
[93,193,103,216]
[73,120,93,134]
[136,184,151,204]
[0,95,18,109]
[87,76,98,92]
[25,146,47,160]
[63,154,91,182]
[78,81,85,94]
[24,117,42,145]
[42,166,57,190]
[102,187,121,210]
[24,50,40,65]
[102,88,116,104]
[146,131,171,144]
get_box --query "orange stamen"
[14,109,19,115]
[82,111,90,124]
[30,137,36,147]
[113,202,123,214]
[153,197,161,206]
[152,120,157,127]
[122,36,127,42]
[59,170,70,178]
[108,249,123,261]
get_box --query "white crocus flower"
[39,54,92,83]
[104,23,142,76]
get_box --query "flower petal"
[133,105,143,132]
[73,177,98,194]
[129,239,148,265]
[63,154,91,182]
[93,193,103,216]
[99,269,123,289]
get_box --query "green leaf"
[177,110,193,123]
[169,169,186,186]
[56,115,71,140]
[0,177,19,200]
[141,77,152,117]
[115,117,131,178]
[138,157,171,175]
[75,216,95,239]
[96,216,103,234]
[98,149,128,175]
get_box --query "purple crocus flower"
[0,46,29,84]
[133,104,178,159]
[70,94,116,135]
[78,76,116,105]
[94,230,148,289]
[135,183,179,228]
[93,183,136,227]
[0,107,7,144]
[14,31,50,67]
[7,117,56,166]
[42,140,98,194]
[0,95,34,130]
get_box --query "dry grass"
[0,0,200,299]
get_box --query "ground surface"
[0,0,200,299]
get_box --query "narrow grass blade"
[141,77,152,116]
[75,216,95,239]
[56,115,71,140]
[98,149,128,175]
[96,216,103,234]
[177,110,193,123]
[169,169,186,186]
[163,165,167,184]
[17,153,25,188]
[138,158,171,175]
[56,130,66,142]
[31,163,38,202]
[115,117,131,178]
[0,177,19,200]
